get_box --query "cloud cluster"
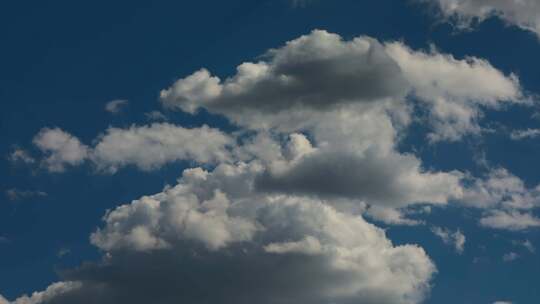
[9,163,436,304]
[421,0,540,38]
[9,30,534,303]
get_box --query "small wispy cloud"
[5,189,48,201]
[510,128,540,140]
[105,99,129,114]
[8,148,35,164]
[144,111,168,121]
[431,226,466,254]
[503,252,520,262]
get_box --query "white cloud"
[33,128,89,172]
[30,124,233,173]
[91,123,233,172]
[421,0,540,38]
[20,163,436,304]
[480,210,540,231]
[431,226,466,254]
[10,282,81,304]
[385,42,522,142]
[104,99,129,114]
[0,295,8,304]
[510,128,540,140]
[493,302,513,304]
[365,206,424,226]
[461,168,540,210]
[162,30,522,142]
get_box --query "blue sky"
[1,1,540,303]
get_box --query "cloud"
[8,282,81,304]
[510,128,540,140]
[493,302,513,304]
[502,252,520,262]
[365,206,424,226]
[14,163,436,304]
[431,226,466,254]
[104,99,129,114]
[519,239,536,253]
[8,148,35,164]
[161,30,409,116]
[461,168,540,210]
[30,124,233,173]
[5,189,47,201]
[33,128,89,172]
[456,168,540,231]
[144,111,168,121]
[90,123,233,172]
[162,30,522,142]
[9,29,534,303]
[385,42,522,142]
[256,147,463,208]
[480,210,540,231]
[420,0,540,38]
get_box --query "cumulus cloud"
[104,99,129,114]
[15,163,436,304]
[33,128,89,172]
[30,124,233,173]
[421,0,540,38]
[256,147,463,208]
[11,30,533,303]
[162,30,522,142]
[161,30,409,116]
[431,226,466,254]
[8,282,81,304]
[365,206,424,226]
[91,123,233,172]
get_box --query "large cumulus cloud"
[7,163,436,304]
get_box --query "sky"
[1,0,540,303]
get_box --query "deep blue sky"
[1,1,539,303]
